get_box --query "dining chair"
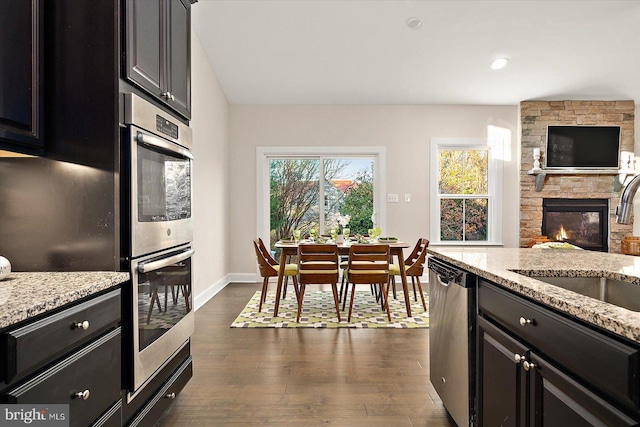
[296,244,341,322]
[345,244,391,322]
[389,238,428,311]
[253,238,299,312]
[257,237,298,300]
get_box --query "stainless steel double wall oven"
[122,93,194,397]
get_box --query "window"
[257,146,386,253]
[430,138,503,245]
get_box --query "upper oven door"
[130,125,193,257]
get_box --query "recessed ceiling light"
[490,58,509,70]
[406,17,422,29]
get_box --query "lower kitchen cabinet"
[6,329,121,427]
[1,288,123,427]
[477,280,640,426]
[477,316,527,426]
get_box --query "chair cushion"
[274,263,298,276]
[389,263,400,275]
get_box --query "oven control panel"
[156,115,179,140]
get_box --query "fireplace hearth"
[542,198,609,252]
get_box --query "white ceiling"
[192,0,640,105]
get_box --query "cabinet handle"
[162,91,171,99]
[170,94,175,101]
[523,361,536,371]
[75,390,90,400]
[74,320,90,331]
[165,392,176,399]
[519,317,533,326]
[514,353,524,363]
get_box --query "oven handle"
[138,249,195,273]
[137,132,194,160]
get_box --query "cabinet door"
[166,0,191,119]
[477,317,528,427]
[125,0,165,99]
[529,352,638,427]
[0,0,43,152]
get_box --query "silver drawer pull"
[74,320,90,331]
[75,390,90,400]
[165,392,176,399]
[523,361,536,371]
[519,317,533,326]
[514,353,524,363]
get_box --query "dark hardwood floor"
[158,282,456,426]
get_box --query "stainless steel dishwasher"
[428,257,476,427]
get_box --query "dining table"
[273,239,413,318]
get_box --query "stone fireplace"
[519,100,635,253]
[542,198,609,251]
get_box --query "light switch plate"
[387,193,398,203]
[404,194,411,203]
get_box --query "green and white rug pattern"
[231,290,429,328]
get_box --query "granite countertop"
[0,271,130,330]
[426,247,640,343]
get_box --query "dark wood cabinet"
[477,280,640,426]
[1,289,123,427]
[529,351,637,426]
[477,317,527,427]
[0,0,44,154]
[125,0,192,120]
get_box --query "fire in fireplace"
[542,198,609,252]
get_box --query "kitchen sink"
[514,273,640,312]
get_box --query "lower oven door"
[131,244,195,392]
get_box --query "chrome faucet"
[616,174,640,224]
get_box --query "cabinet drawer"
[478,280,640,410]
[3,289,121,383]
[92,399,122,427]
[6,328,121,427]
[127,356,192,427]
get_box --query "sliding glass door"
[268,156,375,251]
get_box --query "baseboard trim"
[228,273,259,283]
[194,275,230,310]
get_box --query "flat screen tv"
[545,125,620,170]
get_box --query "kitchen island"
[427,247,640,426]
[426,247,640,343]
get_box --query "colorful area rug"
[230,289,429,328]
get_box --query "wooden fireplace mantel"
[527,169,632,192]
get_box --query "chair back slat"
[297,244,339,285]
[405,238,429,276]
[347,244,389,284]
[253,239,277,277]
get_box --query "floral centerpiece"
[328,212,351,239]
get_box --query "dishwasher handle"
[428,258,465,285]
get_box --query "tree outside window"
[438,149,489,241]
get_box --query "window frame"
[429,138,503,245]
[257,146,386,246]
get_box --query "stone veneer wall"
[520,100,635,252]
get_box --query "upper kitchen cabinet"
[125,0,193,121]
[0,0,44,154]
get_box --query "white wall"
[190,29,230,307]
[229,105,519,277]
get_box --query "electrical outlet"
[387,193,398,203]
[405,194,411,203]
